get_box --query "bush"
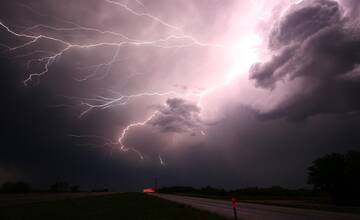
[1,181,32,193]
[308,151,360,205]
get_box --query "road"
[152,194,360,220]
[0,192,115,207]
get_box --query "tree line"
[159,151,360,206]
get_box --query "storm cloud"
[148,98,202,133]
[1,0,360,191]
[250,0,360,120]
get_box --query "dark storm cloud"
[148,98,202,133]
[1,0,234,191]
[1,0,360,192]
[269,0,342,50]
[0,54,167,190]
[250,0,360,120]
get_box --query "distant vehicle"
[143,188,155,193]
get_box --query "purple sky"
[1,0,360,191]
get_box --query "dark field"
[0,193,226,220]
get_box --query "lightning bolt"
[68,134,144,159]
[159,155,166,166]
[0,15,225,85]
[118,114,156,151]
[0,1,263,164]
[104,0,183,33]
[66,91,187,118]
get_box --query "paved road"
[0,192,115,207]
[153,194,360,220]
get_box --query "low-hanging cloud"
[148,98,203,133]
[250,0,360,120]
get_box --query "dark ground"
[0,193,226,220]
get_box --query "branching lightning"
[104,0,183,33]
[0,0,263,164]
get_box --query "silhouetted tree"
[308,151,360,205]
[1,181,32,193]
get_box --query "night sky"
[1,0,360,191]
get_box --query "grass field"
[0,193,226,220]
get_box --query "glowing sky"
[1,0,360,190]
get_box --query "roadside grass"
[0,193,227,220]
